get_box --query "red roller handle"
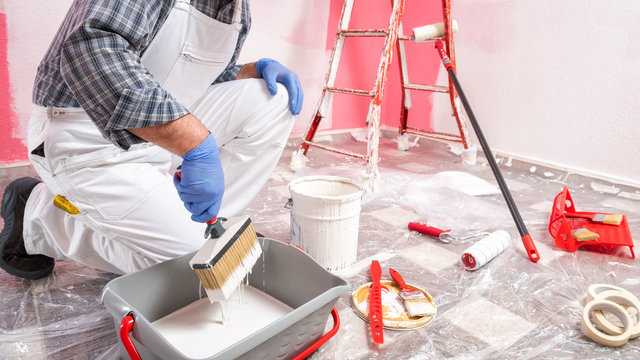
[408,222,450,237]
[434,41,455,71]
[522,235,539,263]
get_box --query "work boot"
[0,177,54,279]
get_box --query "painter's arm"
[236,62,259,79]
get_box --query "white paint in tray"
[151,285,293,359]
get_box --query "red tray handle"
[119,308,339,360]
[120,314,142,360]
[292,307,341,360]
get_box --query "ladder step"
[403,83,450,93]
[302,141,368,160]
[326,87,374,96]
[339,29,388,37]
[404,127,464,143]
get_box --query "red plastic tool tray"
[548,186,634,258]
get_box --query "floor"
[1,130,639,359]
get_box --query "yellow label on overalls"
[53,195,81,215]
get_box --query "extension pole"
[434,41,540,263]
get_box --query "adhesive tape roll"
[581,299,633,347]
[586,284,636,302]
[592,290,640,339]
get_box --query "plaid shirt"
[32,0,251,150]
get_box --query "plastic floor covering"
[1,130,639,359]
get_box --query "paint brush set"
[358,261,437,345]
[549,186,634,257]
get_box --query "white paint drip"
[289,149,308,172]
[590,181,621,195]
[424,171,500,196]
[448,143,464,156]
[618,191,640,201]
[529,166,537,173]
[543,171,554,177]
[356,287,413,328]
[151,285,292,359]
[350,128,369,143]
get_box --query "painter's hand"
[173,133,224,222]
[256,58,303,115]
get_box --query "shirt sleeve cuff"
[103,87,189,149]
[214,64,243,84]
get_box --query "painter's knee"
[271,83,291,113]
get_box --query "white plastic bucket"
[288,176,363,271]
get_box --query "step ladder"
[292,0,473,189]
[396,0,472,157]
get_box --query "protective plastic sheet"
[1,132,639,359]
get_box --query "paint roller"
[413,20,458,41]
[433,41,540,263]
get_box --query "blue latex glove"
[256,58,303,115]
[173,133,224,223]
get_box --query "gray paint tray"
[101,238,350,359]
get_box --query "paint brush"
[189,216,261,303]
[565,212,623,226]
[389,268,435,318]
[572,228,599,242]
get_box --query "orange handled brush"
[389,268,435,317]
[565,212,623,226]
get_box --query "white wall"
[431,0,640,186]
[238,0,331,133]
[5,1,639,186]
[5,0,74,143]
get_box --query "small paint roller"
[461,230,511,271]
[413,20,458,41]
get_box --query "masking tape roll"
[587,284,637,302]
[592,290,640,339]
[413,20,459,41]
[582,299,633,347]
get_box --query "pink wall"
[0,10,27,164]
[326,0,443,132]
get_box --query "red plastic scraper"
[369,260,384,344]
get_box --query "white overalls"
[24,0,294,274]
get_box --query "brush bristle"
[192,222,261,302]
[602,214,623,225]
[572,228,599,242]
[398,290,436,317]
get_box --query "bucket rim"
[288,175,363,200]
